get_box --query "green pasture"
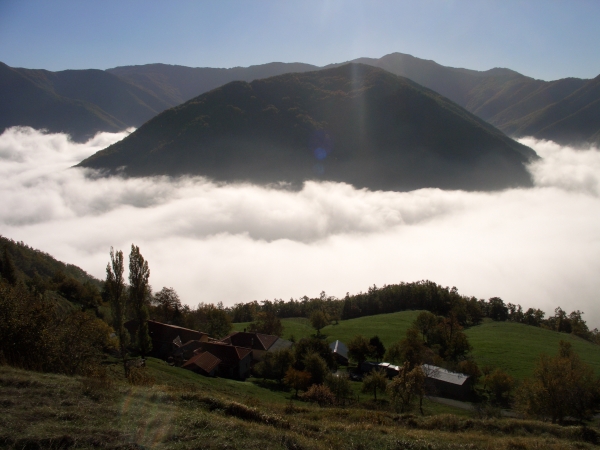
[465,321,600,379]
[234,311,600,380]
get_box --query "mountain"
[0,62,172,141]
[78,64,536,192]
[3,54,598,146]
[106,62,319,106]
[329,53,597,144]
[506,74,600,146]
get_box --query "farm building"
[182,351,221,377]
[191,341,253,380]
[422,364,473,400]
[219,331,292,362]
[329,340,349,365]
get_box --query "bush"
[301,384,335,407]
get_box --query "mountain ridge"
[78,63,536,192]
[2,52,598,146]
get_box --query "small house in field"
[125,320,209,360]
[329,340,349,366]
[422,364,473,400]
[219,331,292,362]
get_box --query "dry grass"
[0,363,598,449]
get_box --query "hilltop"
[78,64,536,192]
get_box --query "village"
[126,319,473,401]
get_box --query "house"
[422,364,473,400]
[359,361,400,378]
[193,341,253,380]
[124,320,209,359]
[182,351,221,377]
[174,339,212,361]
[378,362,401,378]
[219,331,292,362]
[329,340,349,365]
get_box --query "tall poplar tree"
[106,247,128,375]
[129,245,152,357]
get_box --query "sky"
[1,127,599,327]
[1,0,600,81]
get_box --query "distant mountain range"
[78,64,536,191]
[3,52,597,146]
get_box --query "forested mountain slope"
[79,64,536,191]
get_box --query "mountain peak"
[79,64,536,192]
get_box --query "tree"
[413,311,438,343]
[303,352,329,385]
[257,348,296,382]
[384,328,427,369]
[488,297,508,321]
[347,335,373,365]
[294,337,336,370]
[284,367,311,397]
[369,336,386,362]
[249,311,283,336]
[362,368,388,401]
[152,287,182,323]
[387,362,426,414]
[129,245,152,357]
[310,310,329,337]
[205,306,232,338]
[482,368,514,406]
[106,247,128,376]
[436,316,471,362]
[325,373,353,406]
[457,359,482,386]
[272,348,295,383]
[515,341,599,423]
[0,248,18,286]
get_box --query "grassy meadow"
[234,311,600,379]
[2,359,599,449]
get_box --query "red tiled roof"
[194,341,252,363]
[183,351,221,374]
[220,332,279,351]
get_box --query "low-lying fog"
[1,127,599,326]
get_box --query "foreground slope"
[2,363,597,449]
[79,64,536,191]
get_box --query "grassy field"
[2,362,598,449]
[232,311,421,345]
[234,312,600,379]
[465,321,600,379]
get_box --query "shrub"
[302,384,335,407]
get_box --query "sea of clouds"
[1,127,599,325]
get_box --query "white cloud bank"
[1,127,599,326]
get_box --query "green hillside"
[466,321,600,379]
[235,311,600,379]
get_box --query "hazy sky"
[1,127,599,326]
[1,0,599,80]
